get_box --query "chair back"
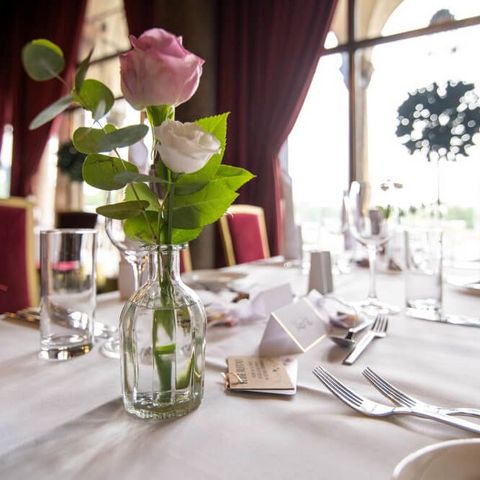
[180,246,192,273]
[56,211,97,229]
[219,205,270,266]
[0,197,39,312]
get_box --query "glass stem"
[130,257,144,291]
[367,244,378,301]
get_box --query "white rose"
[155,120,221,174]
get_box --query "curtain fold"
[123,0,156,37]
[1,0,87,197]
[218,0,337,254]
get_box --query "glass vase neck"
[147,245,183,283]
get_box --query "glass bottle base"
[123,392,202,420]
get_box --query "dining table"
[1,259,480,479]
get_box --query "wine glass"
[345,181,400,315]
[101,189,149,358]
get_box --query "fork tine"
[313,367,357,403]
[313,370,360,409]
[375,315,388,333]
[364,367,414,407]
[363,367,415,407]
[313,366,363,406]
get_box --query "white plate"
[393,439,480,480]
[447,276,480,296]
[182,269,247,287]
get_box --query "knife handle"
[343,332,374,365]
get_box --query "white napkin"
[306,290,359,329]
[198,284,294,327]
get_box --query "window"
[288,0,480,260]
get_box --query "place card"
[259,298,327,356]
[225,355,297,395]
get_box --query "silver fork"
[363,367,480,419]
[312,365,480,434]
[343,314,388,365]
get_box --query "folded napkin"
[198,283,294,327]
[306,290,360,330]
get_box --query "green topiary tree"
[396,80,480,212]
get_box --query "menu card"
[225,355,298,395]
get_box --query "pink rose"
[120,28,204,110]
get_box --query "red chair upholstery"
[219,205,270,266]
[0,198,39,313]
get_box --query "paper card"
[250,283,293,319]
[225,356,298,395]
[259,298,327,356]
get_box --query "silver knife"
[407,310,480,327]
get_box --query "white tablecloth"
[1,264,480,479]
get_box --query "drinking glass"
[102,189,149,358]
[39,229,96,360]
[345,181,400,315]
[404,227,443,319]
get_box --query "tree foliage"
[396,81,480,161]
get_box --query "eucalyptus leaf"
[75,47,94,92]
[74,79,114,120]
[172,181,238,229]
[22,39,64,81]
[96,200,149,219]
[125,183,161,211]
[29,94,72,130]
[82,154,138,190]
[73,124,148,153]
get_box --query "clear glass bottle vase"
[120,244,206,419]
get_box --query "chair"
[0,197,39,313]
[56,211,97,229]
[180,246,193,273]
[218,204,270,266]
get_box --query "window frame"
[322,0,480,183]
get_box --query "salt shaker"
[308,250,334,294]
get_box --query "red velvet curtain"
[0,0,87,197]
[218,0,337,254]
[123,0,156,37]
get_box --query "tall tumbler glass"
[39,229,96,360]
[404,227,443,319]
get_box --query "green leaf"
[175,113,229,195]
[172,181,238,229]
[22,39,65,81]
[73,128,106,153]
[113,171,170,185]
[169,227,202,244]
[124,211,159,244]
[123,210,201,244]
[124,183,161,211]
[29,94,72,130]
[214,165,255,191]
[96,200,149,219]
[75,47,94,92]
[74,79,114,120]
[82,154,138,190]
[73,124,149,153]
